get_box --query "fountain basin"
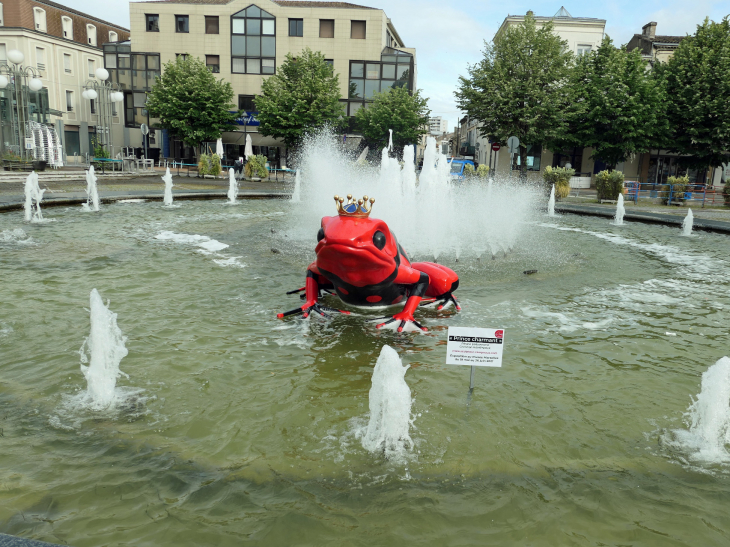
[1,200,729,545]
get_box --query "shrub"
[245,154,269,179]
[476,164,489,178]
[463,163,475,177]
[661,174,689,204]
[543,165,575,199]
[198,153,211,176]
[209,153,221,177]
[724,180,730,207]
[595,170,624,201]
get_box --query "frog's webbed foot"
[278,302,351,320]
[372,310,428,333]
[422,293,461,311]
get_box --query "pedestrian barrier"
[623,181,726,208]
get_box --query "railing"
[623,181,727,208]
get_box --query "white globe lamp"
[29,78,43,91]
[95,67,109,81]
[86,89,98,100]
[82,90,90,99]
[7,49,25,65]
[112,91,124,102]
[0,75,8,89]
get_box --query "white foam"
[155,230,229,251]
[1,228,34,245]
[212,256,246,268]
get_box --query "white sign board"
[446,327,505,367]
[507,136,519,154]
[25,137,34,150]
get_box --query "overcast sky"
[65,0,727,130]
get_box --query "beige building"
[0,0,130,162]
[626,21,684,66]
[109,0,416,165]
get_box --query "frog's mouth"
[317,243,396,287]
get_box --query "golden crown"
[334,194,375,218]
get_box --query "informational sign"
[25,137,34,150]
[446,327,505,367]
[491,143,501,152]
[233,111,261,127]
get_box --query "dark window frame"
[350,20,366,39]
[289,18,303,36]
[205,15,219,34]
[175,14,189,33]
[145,14,159,32]
[347,55,414,117]
[319,19,334,38]
[231,5,276,75]
[238,94,256,111]
[206,54,220,73]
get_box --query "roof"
[35,0,130,31]
[136,0,377,6]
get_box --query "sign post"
[507,136,519,174]
[446,327,505,392]
[140,123,149,163]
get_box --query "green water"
[1,200,729,546]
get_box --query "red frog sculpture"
[278,194,460,332]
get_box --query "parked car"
[449,159,475,181]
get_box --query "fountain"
[670,356,730,462]
[387,128,393,152]
[162,167,174,206]
[227,168,238,204]
[682,208,693,236]
[614,193,625,225]
[547,184,556,217]
[358,345,413,459]
[401,145,417,198]
[23,171,45,222]
[291,169,301,203]
[83,165,100,212]
[79,288,129,408]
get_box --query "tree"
[567,37,667,170]
[145,55,238,151]
[255,48,345,149]
[455,13,574,179]
[354,86,430,152]
[659,17,730,169]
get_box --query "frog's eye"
[317,228,325,242]
[373,230,386,250]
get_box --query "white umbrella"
[215,138,224,159]
[245,134,253,160]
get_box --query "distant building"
[109,0,417,166]
[0,0,130,161]
[626,22,685,66]
[428,116,447,135]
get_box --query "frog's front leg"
[278,264,348,319]
[375,268,430,333]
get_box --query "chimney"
[642,22,657,39]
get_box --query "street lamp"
[0,49,45,159]
[82,67,124,155]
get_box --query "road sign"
[491,143,501,152]
[140,123,149,136]
[507,136,519,154]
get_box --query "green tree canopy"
[566,37,667,169]
[145,55,238,149]
[455,13,574,178]
[255,48,345,149]
[354,86,430,152]
[659,17,730,168]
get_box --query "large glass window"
[175,15,189,33]
[319,19,334,38]
[231,5,275,74]
[205,16,219,34]
[239,95,256,111]
[289,18,303,36]
[206,55,220,73]
[346,50,414,121]
[146,14,159,32]
[103,45,159,93]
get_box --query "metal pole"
[469,365,475,390]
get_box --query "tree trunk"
[520,145,528,182]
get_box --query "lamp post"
[0,49,44,159]
[82,67,124,155]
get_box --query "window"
[324,59,333,67]
[90,98,95,114]
[33,7,47,32]
[62,16,73,39]
[238,95,255,111]
[104,52,116,68]
[175,15,189,33]
[577,44,592,56]
[351,20,365,39]
[109,31,118,42]
[0,44,5,62]
[513,144,542,171]
[88,59,95,77]
[63,53,71,73]
[66,90,74,112]
[87,24,97,46]
[289,18,303,36]
[0,3,3,26]
[319,19,334,38]
[36,47,45,71]
[231,5,276,74]
[176,53,188,60]
[206,55,220,73]
[205,16,219,34]
[146,14,159,32]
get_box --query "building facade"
[428,115,447,135]
[0,0,130,162]
[111,0,416,165]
